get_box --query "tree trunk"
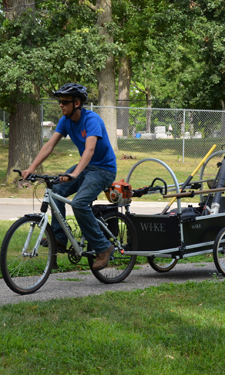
[4,0,31,20]
[7,86,42,175]
[4,0,43,181]
[118,57,131,137]
[96,0,118,151]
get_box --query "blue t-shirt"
[55,108,117,173]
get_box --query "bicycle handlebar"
[13,169,22,177]
[13,169,75,184]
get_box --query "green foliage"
[188,0,225,109]
[0,121,8,137]
[0,0,225,114]
[0,2,120,111]
[0,110,9,137]
[42,100,62,124]
[128,1,203,108]
[112,0,225,111]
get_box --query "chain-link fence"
[1,101,225,161]
[91,105,225,161]
[90,105,225,161]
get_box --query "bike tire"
[1,215,56,295]
[147,256,178,273]
[213,227,225,276]
[88,211,137,284]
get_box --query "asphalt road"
[0,262,221,306]
[0,198,216,306]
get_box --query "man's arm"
[60,136,97,182]
[22,132,63,180]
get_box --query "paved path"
[0,198,198,220]
[0,262,221,306]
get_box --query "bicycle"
[0,170,137,295]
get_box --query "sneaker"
[41,238,67,253]
[92,244,114,271]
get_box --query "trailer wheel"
[147,256,178,273]
[213,228,225,276]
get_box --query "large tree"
[185,0,225,110]
[0,0,118,179]
[2,0,42,179]
[127,0,225,112]
[128,1,203,108]
[113,0,156,136]
[111,0,194,134]
[79,0,118,150]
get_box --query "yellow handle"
[168,144,217,207]
[191,144,217,177]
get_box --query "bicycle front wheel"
[88,211,137,284]
[1,215,56,295]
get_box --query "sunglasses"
[58,99,73,105]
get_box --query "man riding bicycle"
[22,83,117,271]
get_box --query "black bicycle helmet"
[54,83,88,102]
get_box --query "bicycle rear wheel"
[1,215,56,295]
[147,256,178,272]
[213,227,225,276]
[88,211,137,284]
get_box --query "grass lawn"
[0,138,223,204]
[1,280,225,374]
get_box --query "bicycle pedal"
[81,250,96,257]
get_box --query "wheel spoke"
[1,216,55,294]
[89,211,137,283]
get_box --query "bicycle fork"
[22,214,49,257]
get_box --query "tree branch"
[132,80,147,95]
[79,0,97,13]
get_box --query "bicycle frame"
[36,186,121,256]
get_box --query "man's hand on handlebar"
[22,168,35,180]
[59,174,76,183]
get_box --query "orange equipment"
[105,179,133,205]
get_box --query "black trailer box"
[128,208,225,254]
[128,213,180,251]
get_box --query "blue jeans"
[52,165,116,254]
